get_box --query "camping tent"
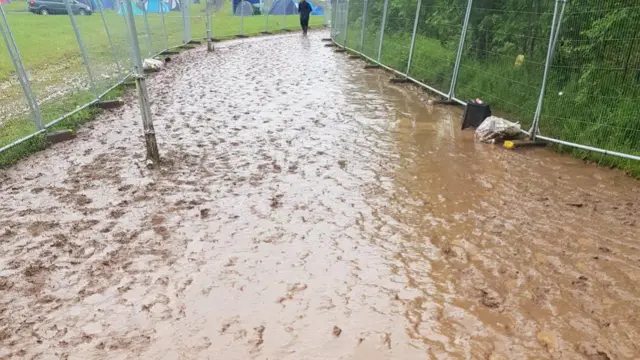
[166,0,180,10]
[310,5,323,15]
[118,1,144,15]
[102,0,116,9]
[146,0,169,12]
[233,0,253,15]
[232,0,258,14]
[307,0,323,15]
[268,0,296,15]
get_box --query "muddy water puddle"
[1,31,639,359]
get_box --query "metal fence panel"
[0,6,42,155]
[333,0,348,46]
[360,0,383,59]
[454,0,555,129]
[537,2,640,163]
[377,0,419,74]
[4,5,100,127]
[406,0,466,95]
[345,0,363,50]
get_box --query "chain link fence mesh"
[538,2,640,163]
[330,0,639,170]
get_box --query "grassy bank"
[0,85,123,167]
[338,27,640,177]
[0,2,325,166]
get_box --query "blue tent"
[102,0,116,9]
[232,0,259,13]
[307,0,323,15]
[146,0,169,12]
[118,1,144,15]
[310,6,323,15]
[268,0,296,15]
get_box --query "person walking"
[298,0,312,35]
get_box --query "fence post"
[343,0,350,46]
[0,6,44,130]
[405,0,422,75]
[359,0,367,52]
[332,0,340,39]
[64,0,99,100]
[160,4,169,51]
[182,0,191,45]
[241,6,245,35]
[207,1,214,51]
[264,0,269,33]
[123,0,161,165]
[142,8,154,56]
[447,0,472,101]
[96,0,123,82]
[376,0,389,62]
[282,2,286,30]
[529,0,566,139]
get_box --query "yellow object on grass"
[514,55,524,68]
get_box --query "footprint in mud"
[270,194,284,209]
[571,275,589,291]
[480,288,504,311]
[332,326,342,337]
[249,325,265,350]
[27,221,60,236]
[277,283,308,304]
[224,257,239,267]
[578,342,611,360]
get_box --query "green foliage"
[342,0,640,174]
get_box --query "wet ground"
[1,31,639,360]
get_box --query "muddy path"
[1,31,639,360]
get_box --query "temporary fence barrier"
[330,0,640,165]
[0,0,327,163]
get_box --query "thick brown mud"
[1,31,639,360]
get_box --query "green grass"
[0,85,123,168]
[0,1,326,166]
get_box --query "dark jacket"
[298,1,312,17]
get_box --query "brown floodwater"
[1,31,639,360]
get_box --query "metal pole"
[529,0,564,138]
[405,0,422,75]
[359,0,367,52]
[241,6,245,35]
[330,0,336,38]
[160,2,169,51]
[264,0,269,33]
[376,0,389,62]
[207,1,214,51]
[282,0,286,30]
[96,0,124,81]
[550,0,566,63]
[64,0,99,99]
[123,0,161,164]
[0,6,44,130]
[343,0,350,46]
[182,0,190,45]
[447,0,472,100]
[142,8,154,56]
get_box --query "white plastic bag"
[475,116,521,144]
[143,58,164,72]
